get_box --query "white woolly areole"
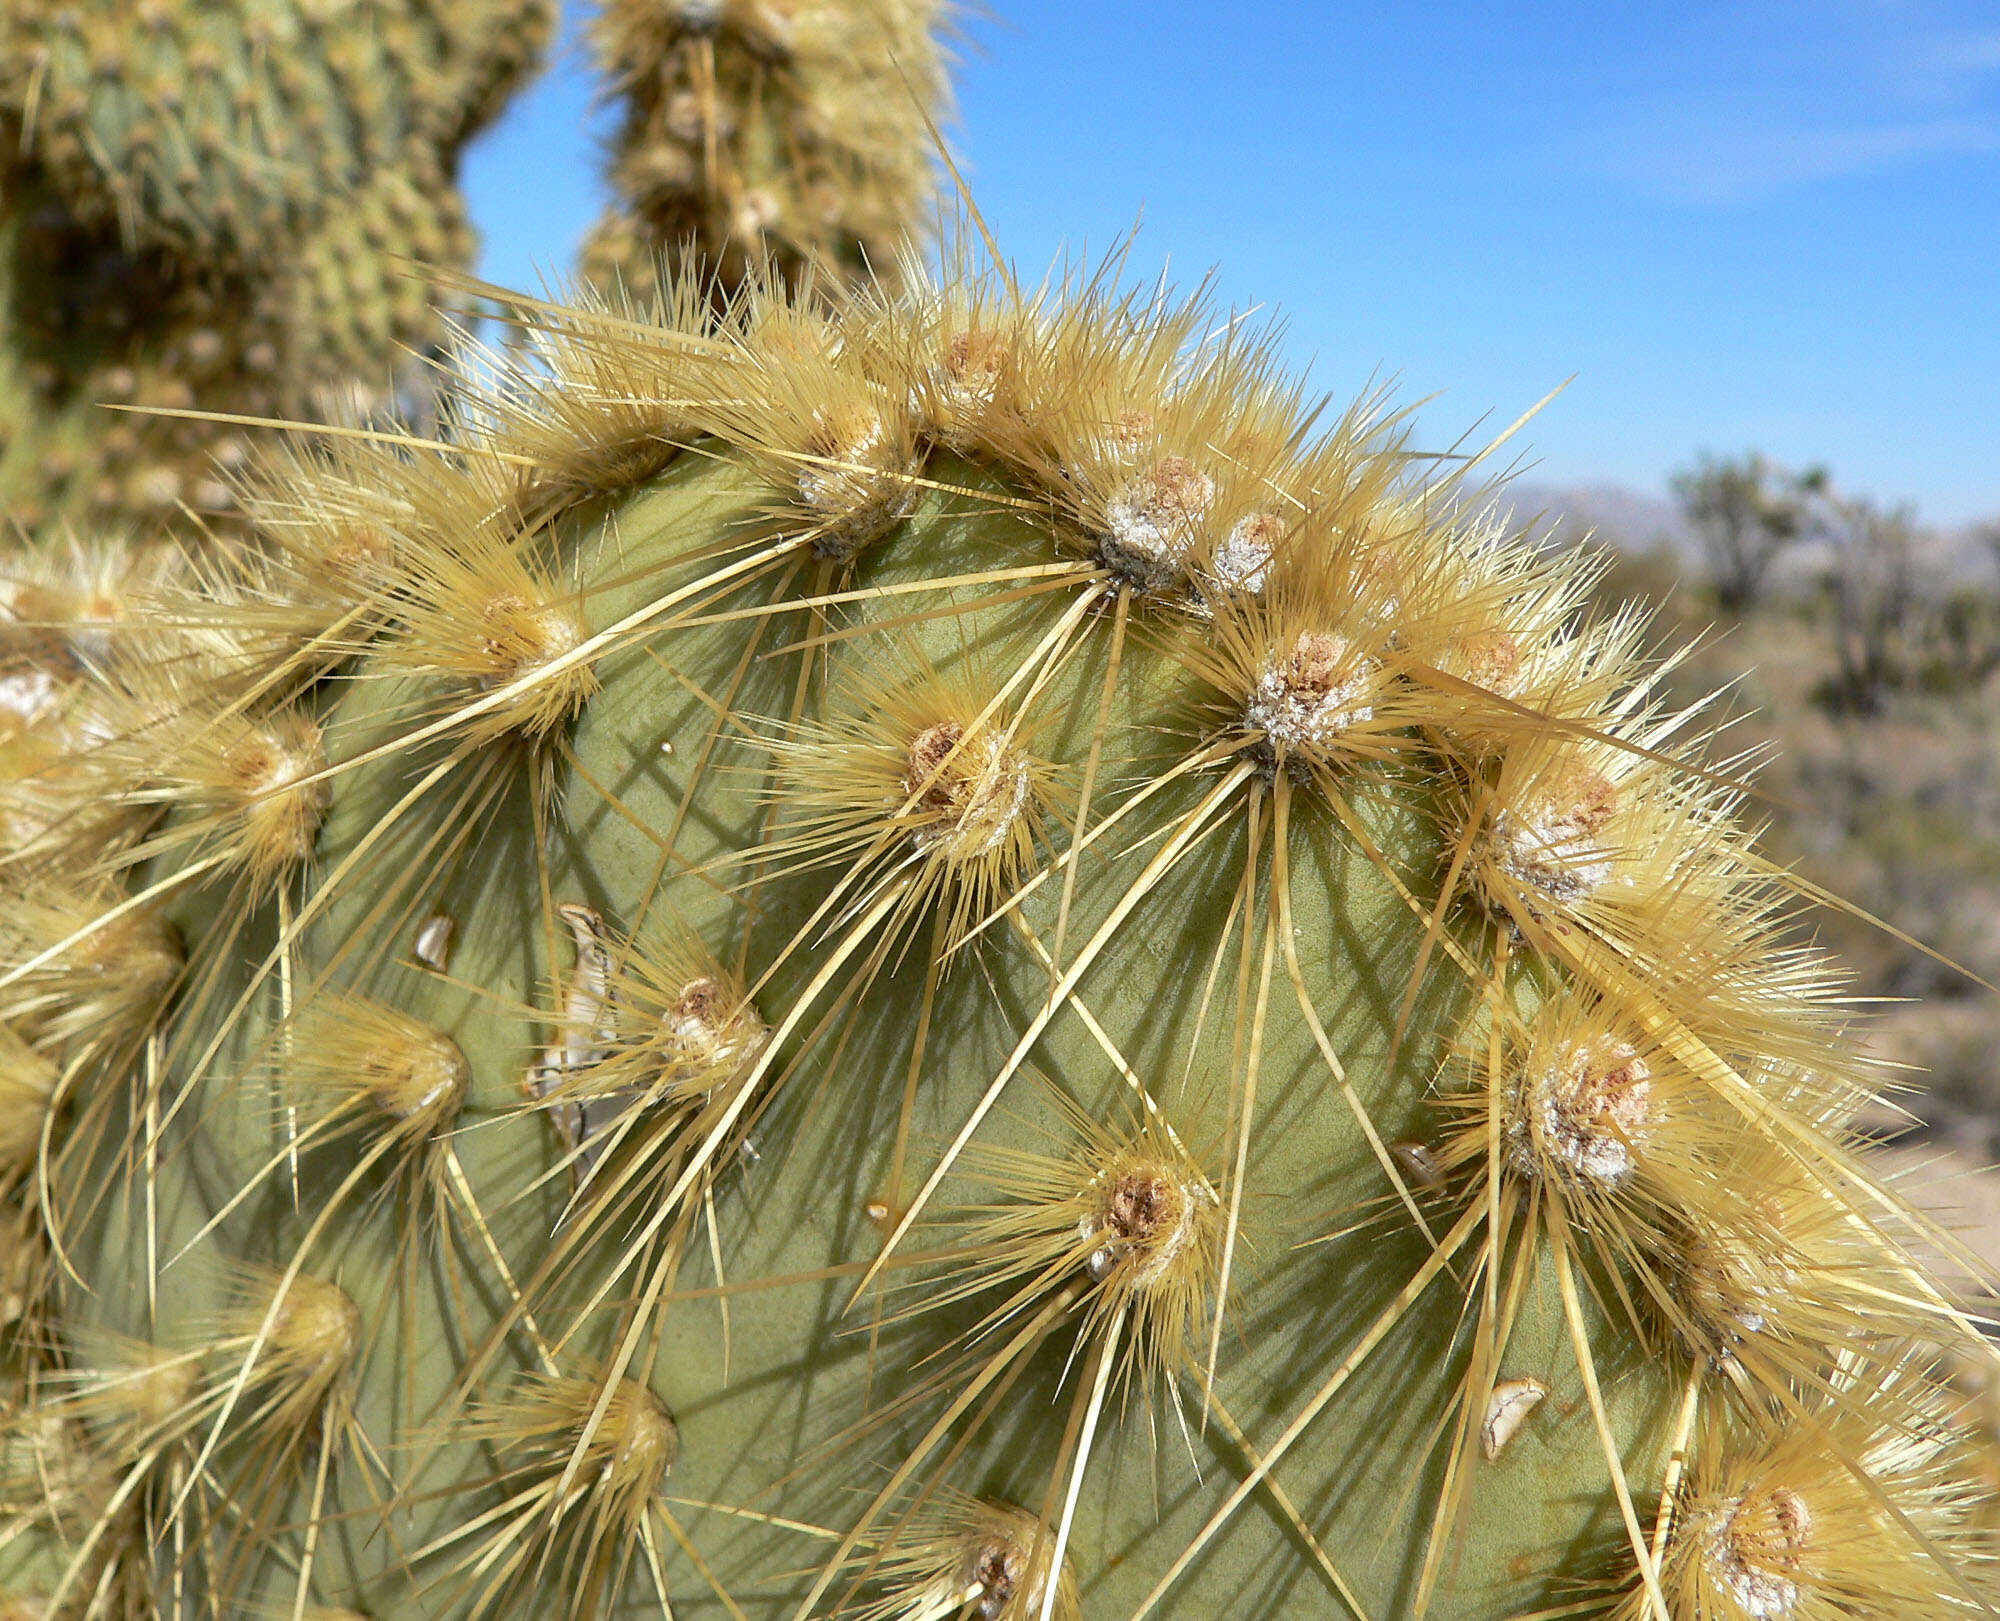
[1091,408,1156,468]
[1702,1227,1788,1340]
[477,595,585,691]
[1717,1561,1798,1620]
[798,411,917,557]
[1208,512,1280,595]
[664,984,728,1053]
[955,1515,1057,1621]
[1077,1171,1215,1288]
[1243,632,1376,753]
[1704,1490,1812,1619]
[241,727,320,801]
[1100,456,1216,588]
[1447,629,1525,698]
[901,727,1033,861]
[798,415,888,513]
[0,670,62,728]
[1493,807,1615,901]
[661,976,766,1075]
[381,1057,461,1124]
[938,754,1031,859]
[1509,1039,1653,1187]
[1491,767,1622,903]
[931,330,1005,441]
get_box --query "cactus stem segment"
[9,228,1999,1620]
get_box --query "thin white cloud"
[1576,0,2000,203]
[1868,1,2000,107]
[1607,111,1997,204]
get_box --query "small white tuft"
[1704,1489,1812,1619]
[1208,511,1282,596]
[1510,1038,1654,1187]
[0,671,63,729]
[1244,632,1376,755]
[1100,456,1215,589]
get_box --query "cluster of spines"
[0,224,1992,1621]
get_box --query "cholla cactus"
[0,230,1995,1620]
[0,0,553,535]
[582,0,949,302]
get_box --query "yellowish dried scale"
[0,1027,57,1331]
[387,567,598,743]
[0,1413,140,1619]
[0,1025,57,1186]
[230,1268,363,1423]
[528,911,766,1118]
[0,224,1995,1621]
[265,994,472,1153]
[75,657,330,898]
[0,882,180,1069]
[56,1335,206,1464]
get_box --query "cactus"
[0,0,552,536]
[0,235,1995,1621]
[581,0,949,304]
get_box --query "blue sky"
[461,0,2000,525]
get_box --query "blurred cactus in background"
[580,0,950,303]
[0,0,555,539]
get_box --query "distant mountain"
[1492,480,1698,561]
[1490,479,1997,587]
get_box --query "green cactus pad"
[3,243,1994,1621]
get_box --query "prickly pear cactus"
[581,0,948,303]
[0,0,553,535]
[1,240,1995,1621]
